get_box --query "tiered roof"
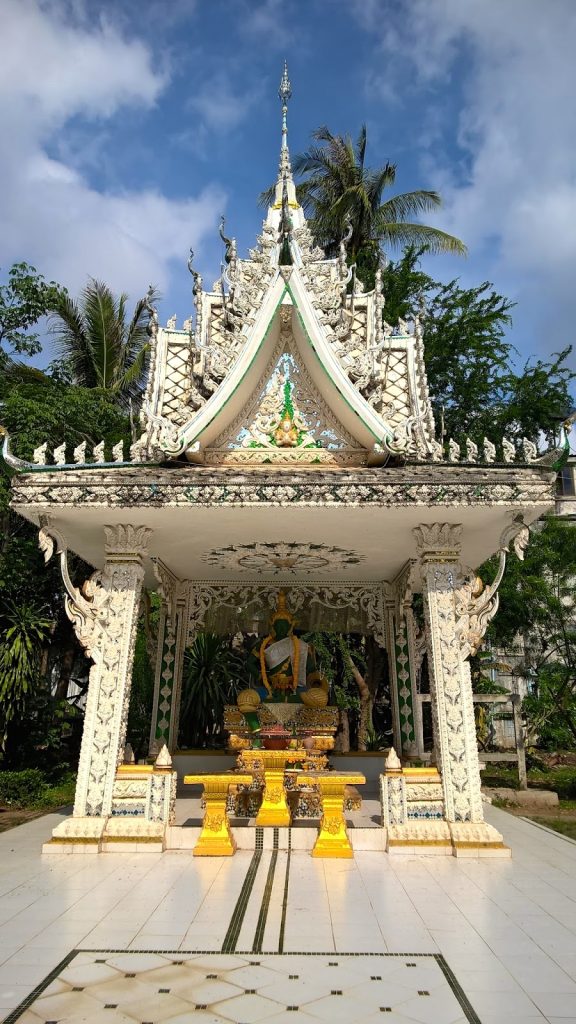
[134,63,436,467]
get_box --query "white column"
[68,525,152,818]
[414,523,484,823]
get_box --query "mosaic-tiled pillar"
[414,523,484,824]
[149,584,189,754]
[385,593,420,756]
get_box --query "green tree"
[0,262,65,361]
[0,601,51,749]
[48,279,156,404]
[0,372,133,768]
[178,634,251,749]
[381,248,574,445]
[274,125,465,280]
[485,518,576,746]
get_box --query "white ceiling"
[29,499,548,589]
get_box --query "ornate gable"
[201,305,365,466]
[135,67,438,466]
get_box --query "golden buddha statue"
[274,411,299,447]
[271,381,300,448]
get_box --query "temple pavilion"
[5,66,564,856]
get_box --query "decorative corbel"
[38,516,107,654]
[458,514,529,658]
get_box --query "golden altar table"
[297,771,366,858]
[183,773,253,856]
[237,748,312,826]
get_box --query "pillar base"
[385,819,510,856]
[449,821,510,857]
[42,815,167,854]
[43,816,106,854]
[387,821,452,855]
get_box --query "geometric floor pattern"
[3,806,576,1024]
[4,950,478,1024]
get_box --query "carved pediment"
[201,310,366,466]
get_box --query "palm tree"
[0,601,51,749]
[262,125,466,284]
[48,279,156,404]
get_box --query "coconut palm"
[48,279,156,404]
[261,125,466,283]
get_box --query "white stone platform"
[1,806,576,1023]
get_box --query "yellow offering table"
[183,773,252,856]
[297,771,366,858]
[237,749,307,827]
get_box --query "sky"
[2,0,576,373]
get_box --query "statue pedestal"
[224,702,338,753]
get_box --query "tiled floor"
[1,806,576,1024]
[6,951,474,1024]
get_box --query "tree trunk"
[53,645,77,700]
[335,708,350,752]
[347,656,372,751]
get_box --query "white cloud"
[239,0,296,49]
[188,72,264,132]
[0,0,223,308]
[0,0,165,124]
[353,0,576,365]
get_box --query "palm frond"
[379,222,468,255]
[82,280,121,389]
[356,124,367,169]
[377,189,442,222]
[48,293,94,387]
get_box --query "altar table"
[237,749,309,826]
[183,773,252,856]
[296,771,366,858]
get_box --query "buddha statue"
[271,381,300,448]
[274,410,299,447]
[250,590,326,702]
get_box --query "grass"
[482,763,576,799]
[0,774,76,833]
[529,816,576,840]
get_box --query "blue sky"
[2,0,576,372]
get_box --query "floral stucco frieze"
[12,467,554,511]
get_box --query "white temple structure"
[5,65,565,856]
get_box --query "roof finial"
[279,60,291,147]
[266,61,302,234]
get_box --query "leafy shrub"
[541,768,576,800]
[0,768,46,807]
